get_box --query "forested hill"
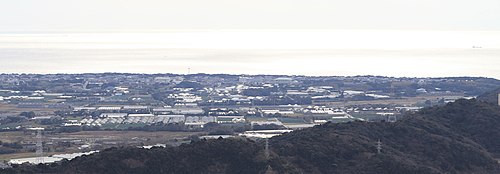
[3,99,500,174]
[271,99,500,173]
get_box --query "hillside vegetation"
[3,99,500,174]
[270,99,500,173]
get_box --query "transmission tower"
[497,93,500,106]
[35,129,44,164]
[86,138,96,149]
[376,139,382,154]
[265,138,270,159]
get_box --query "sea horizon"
[1,30,499,78]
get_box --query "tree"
[20,111,36,118]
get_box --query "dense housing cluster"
[1,73,498,132]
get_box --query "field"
[0,103,59,116]
[0,131,204,161]
[61,131,201,143]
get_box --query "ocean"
[0,30,499,78]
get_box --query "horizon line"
[1,29,500,34]
[0,72,496,80]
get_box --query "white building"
[185,116,216,125]
[122,105,149,110]
[365,94,390,99]
[9,151,99,165]
[128,114,155,117]
[239,130,293,139]
[97,106,122,111]
[100,113,127,118]
[73,107,97,111]
[216,116,246,123]
[63,122,82,127]
[250,118,283,126]
[261,110,294,115]
[416,88,428,93]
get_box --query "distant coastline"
[0,72,497,80]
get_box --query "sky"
[0,1,500,78]
[1,0,500,31]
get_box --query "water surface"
[0,30,499,78]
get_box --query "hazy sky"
[1,0,500,31]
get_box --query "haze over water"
[1,30,500,78]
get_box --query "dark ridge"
[271,99,500,173]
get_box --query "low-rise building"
[216,116,245,123]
